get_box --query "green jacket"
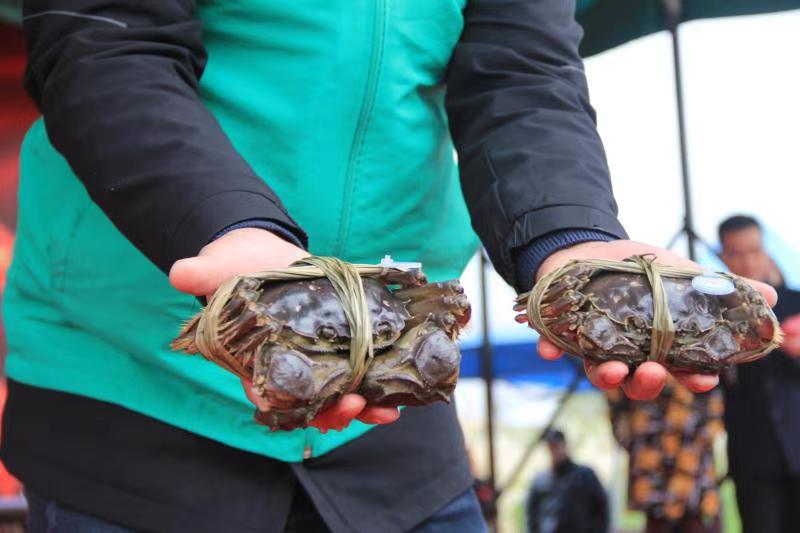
[7,0,625,463]
[6,0,478,462]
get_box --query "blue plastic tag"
[691,273,735,296]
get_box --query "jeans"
[412,488,488,533]
[25,487,487,533]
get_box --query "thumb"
[746,278,778,308]
[169,255,234,297]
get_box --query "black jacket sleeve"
[581,468,610,533]
[446,0,628,287]
[22,0,308,274]
[525,479,543,533]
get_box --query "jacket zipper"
[308,1,386,460]
[333,0,387,257]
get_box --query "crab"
[173,270,470,430]
[515,260,780,374]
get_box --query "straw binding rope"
[188,256,392,392]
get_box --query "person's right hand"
[169,227,401,432]
[525,239,778,400]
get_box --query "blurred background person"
[525,429,609,533]
[718,215,800,533]
[607,378,724,533]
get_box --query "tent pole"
[663,0,697,261]
[495,364,583,497]
[478,250,499,532]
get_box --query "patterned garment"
[607,378,724,522]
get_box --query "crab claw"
[359,321,460,407]
[253,345,317,409]
[253,345,352,431]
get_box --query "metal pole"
[496,366,583,496]
[478,250,498,532]
[663,0,697,261]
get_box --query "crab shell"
[536,264,779,373]
[256,277,411,352]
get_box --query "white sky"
[585,10,800,252]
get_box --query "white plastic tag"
[691,271,735,296]
[380,255,422,271]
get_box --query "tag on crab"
[691,270,736,296]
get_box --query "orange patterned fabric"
[607,378,724,521]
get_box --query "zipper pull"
[303,429,314,460]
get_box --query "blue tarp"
[459,340,592,390]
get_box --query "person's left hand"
[169,227,401,432]
[517,240,778,400]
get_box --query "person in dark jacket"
[526,430,609,533]
[718,215,800,533]
[0,1,775,532]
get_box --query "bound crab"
[516,256,781,374]
[172,260,470,430]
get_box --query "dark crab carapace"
[518,262,779,374]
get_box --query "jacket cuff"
[165,190,308,271]
[211,219,306,249]
[498,204,628,290]
[513,229,618,292]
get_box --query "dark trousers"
[25,486,486,533]
[735,477,800,533]
[24,487,329,533]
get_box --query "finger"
[356,406,401,425]
[309,394,367,433]
[783,335,800,349]
[622,361,667,400]
[241,379,272,411]
[673,372,719,393]
[537,338,563,360]
[515,314,530,324]
[169,255,232,297]
[743,278,778,307]
[781,316,800,335]
[584,360,629,389]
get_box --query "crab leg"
[172,276,282,370]
[401,288,471,336]
[373,268,427,288]
[394,280,463,301]
[360,320,459,407]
